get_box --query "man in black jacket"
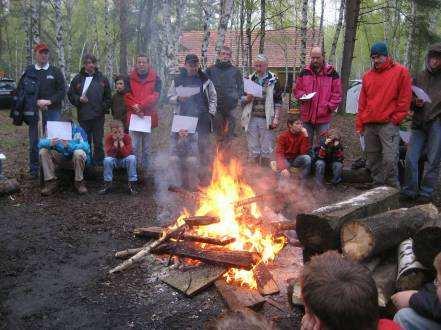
[206,46,244,148]
[13,43,66,178]
[68,54,111,166]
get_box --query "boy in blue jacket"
[38,113,91,196]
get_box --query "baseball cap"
[34,43,49,53]
[185,54,199,64]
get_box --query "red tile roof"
[177,28,322,69]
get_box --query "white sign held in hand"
[47,121,72,141]
[176,85,201,98]
[412,86,431,103]
[243,78,263,98]
[299,92,317,100]
[129,114,152,133]
[171,115,198,134]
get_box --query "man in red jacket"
[275,116,311,179]
[356,42,412,188]
[294,47,342,146]
[124,54,162,180]
[99,120,137,195]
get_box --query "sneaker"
[74,180,88,195]
[127,182,137,195]
[98,182,113,195]
[41,180,58,196]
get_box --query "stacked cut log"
[396,238,427,291]
[413,217,441,270]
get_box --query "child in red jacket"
[99,120,137,195]
[314,128,344,186]
[275,116,311,179]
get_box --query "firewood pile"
[296,186,441,310]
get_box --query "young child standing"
[314,128,344,186]
[111,75,129,133]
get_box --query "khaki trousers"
[39,149,86,182]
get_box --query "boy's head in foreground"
[301,251,379,330]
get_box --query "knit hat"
[370,42,388,57]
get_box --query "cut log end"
[341,221,373,261]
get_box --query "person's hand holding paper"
[47,121,72,141]
[243,78,263,98]
[299,92,317,101]
[171,115,198,134]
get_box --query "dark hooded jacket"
[68,68,112,122]
[206,60,244,111]
[411,43,441,130]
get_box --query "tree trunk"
[21,0,32,66]
[311,0,316,43]
[201,1,211,70]
[296,186,399,253]
[338,0,361,114]
[216,0,234,52]
[54,0,66,80]
[258,0,265,54]
[318,0,324,47]
[404,0,417,71]
[136,0,147,54]
[65,0,73,82]
[239,0,244,69]
[245,0,252,73]
[413,217,441,269]
[329,0,345,65]
[104,0,113,79]
[299,0,308,67]
[30,0,39,46]
[116,0,128,75]
[341,204,439,261]
[88,1,100,56]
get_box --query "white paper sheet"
[129,114,152,133]
[47,121,72,140]
[243,78,263,98]
[171,115,198,134]
[300,92,317,100]
[412,86,431,103]
[400,131,411,144]
[359,135,365,151]
[0,153,5,160]
[176,85,201,98]
[82,76,93,96]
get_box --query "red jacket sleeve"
[104,134,117,157]
[276,134,288,170]
[327,76,342,111]
[293,76,306,100]
[124,92,137,112]
[120,134,133,157]
[356,77,368,133]
[299,135,311,155]
[390,67,412,125]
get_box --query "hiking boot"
[127,182,137,195]
[98,181,113,195]
[41,180,58,196]
[74,180,88,195]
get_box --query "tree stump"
[296,186,399,253]
[413,217,441,270]
[341,204,438,261]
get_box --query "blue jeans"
[402,119,441,198]
[315,160,343,185]
[130,131,151,171]
[394,308,441,330]
[247,116,274,158]
[302,122,330,147]
[28,109,61,174]
[286,155,312,179]
[103,155,138,182]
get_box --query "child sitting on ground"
[111,75,129,133]
[99,120,137,195]
[300,251,400,330]
[392,252,441,329]
[314,128,344,186]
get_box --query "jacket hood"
[305,63,336,75]
[426,43,441,74]
[129,67,157,83]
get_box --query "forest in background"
[0,0,440,103]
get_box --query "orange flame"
[179,155,286,288]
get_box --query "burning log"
[296,186,399,253]
[134,226,236,246]
[413,217,441,269]
[234,195,268,208]
[254,263,279,296]
[152,242,260,270]
[160,264,227,296]
[396,238,427,291]
[109,222,188,274]
[184,215,220,227]
[341,204,438,261]
[215,279,266,310]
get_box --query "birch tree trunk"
[404,0,417,71]
[215,0,234,52]
[239,0,245,70]
[116,0,128,75]
[259,0,265,54]
[30,0,39,46]
[21,0,32,66]
[104,0,113,79]
[54,0,66,79]
[339,0,361,113]
[0,0,9,61]
[136,0,147,54]
[318,0,324,47]
[311,0,316,42]
[292,0,300,77]
[300,0,308,67]
[245,0,252,72]
[65,0,73,81]
[329,0,345,65]
[201,1,212,70]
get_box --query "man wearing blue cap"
[356,42,412,188]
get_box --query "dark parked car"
[0,78,16,109]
